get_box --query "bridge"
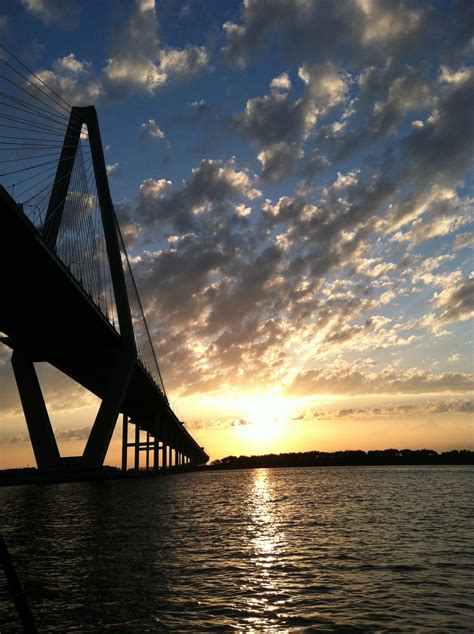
[0,46,209,472]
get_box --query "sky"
[0,0,473,468]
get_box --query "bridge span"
[0,46,208,471]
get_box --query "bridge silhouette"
[0,46,208,472]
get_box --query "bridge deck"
[0,187,207,463]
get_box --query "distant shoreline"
[205,449,474,471]
[0,449,472,487]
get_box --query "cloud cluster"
[15,0,472,413]
[189,418,253,431]
[312,399,474,420]
[4,426,92,444]
[34,0,209,105]
[120,87,472,395]
[288,367,473,397]
[433,275,474,324]
[223,0,426,69]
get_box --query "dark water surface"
[0,466,472,632]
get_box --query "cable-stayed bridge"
[0,46,209,471]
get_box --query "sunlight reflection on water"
[246,469,283,631]
[0,466,472,632]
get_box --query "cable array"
[118,227,167,398]
[0,45,166,397]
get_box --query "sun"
[234,391,295,446]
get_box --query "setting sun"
[235,391,293,445]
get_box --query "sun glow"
[232,391,296,448]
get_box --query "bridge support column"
[145,432,150,471]
[134,424,140,470]
[161,425,167,470]
[11,350,61,470]
[153,416,159,471]
[121,414,128,471]
[82,345,136,467]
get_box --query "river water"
[0,466,472,632]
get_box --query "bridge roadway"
[0,186,208,466]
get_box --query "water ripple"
[0,466,472,632]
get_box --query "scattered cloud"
[22,0,80,28]
[106,162,121,177]
[298,61,349,112]
[270,72,291,92]
[432,275,474,324]
[313,399,474,420]
[103,0,208,96]
[189,417,253,430]
[236,85,316,148]
[55,426,91,441]
[36,53,103,105]
[33,0,209,105]
[139,118,165,142]
[288,366,473,397]
[222,0,426,68]
[2,426,92,444]
[454,232,474,251]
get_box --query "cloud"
[222,0,425,68]
[1,426,92,445]
[401,71,474,186]
[258,142,304,184]
[36,54,103,105]
[7,433,28,444]
[313,399,474,420]
[432,275,474,324]
[454,232,474,251]
[139,119,165,142]
[189,417,253,430]
[383,186,467,241]
[106,162,121,177]
[270,72,291,92]
[135,157,260,231]
[298,61,349,112]
[55,426,91,441]
[315,64,435,165]
[288,366,474,397]
[233,75,320,182]
[159,47,209,78]
[22,0,80,28]
[103,0,208,96]
[236,87,316,147]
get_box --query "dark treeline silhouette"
[208,449,474,470]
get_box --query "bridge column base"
[82,345,135,468]
[11,350,61,470]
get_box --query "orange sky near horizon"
[0,360,472,470]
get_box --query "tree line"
[207,449,473,470]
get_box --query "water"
[0,466,472,632]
